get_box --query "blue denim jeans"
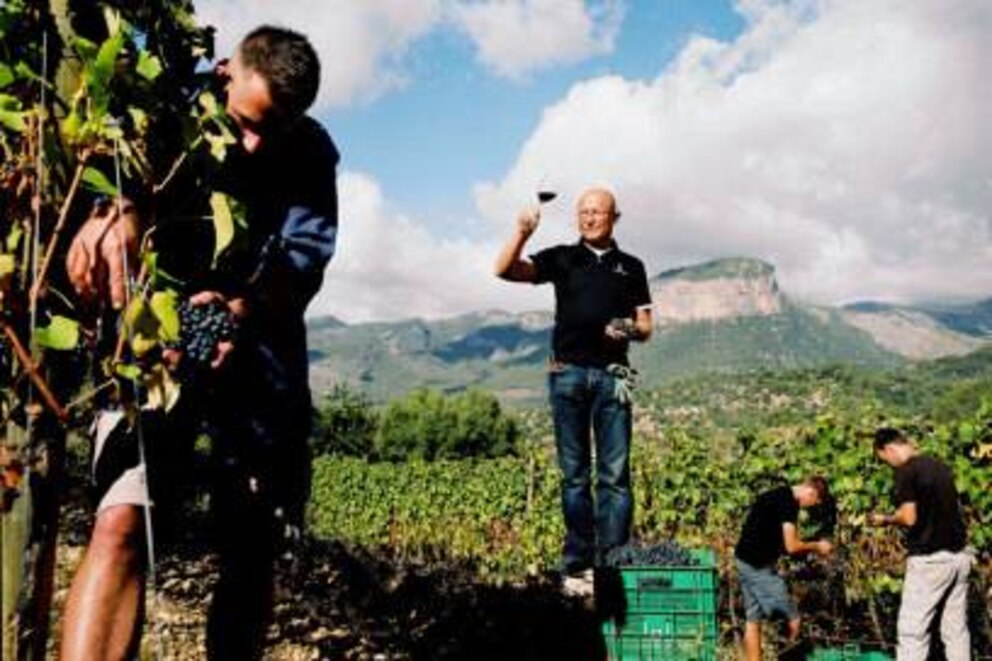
[548,363,633,572]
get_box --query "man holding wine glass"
[494,187,653,597]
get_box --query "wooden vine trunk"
[2,420,66,661]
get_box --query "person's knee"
[90,506,143,558]
[596,463,630,489]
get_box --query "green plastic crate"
[809,645,892,661]
[601,549,718,661]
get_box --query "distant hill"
[843,298,992,338]
[910,299,992,338]
[308,258,989,403]
[841,299,988,359]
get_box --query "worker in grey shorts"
[735,476,834,661]
[870,427,973,661]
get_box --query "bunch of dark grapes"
[604,540,699,568]
[169,301,236,372]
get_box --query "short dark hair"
[873,427,907,451]
[805,475,830,503]
[238,26,320,119]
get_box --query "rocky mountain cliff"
[652,258,783,325]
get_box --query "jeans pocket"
[549,364,584,397]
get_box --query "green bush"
[311,384,378,457]
[374,388,518,461]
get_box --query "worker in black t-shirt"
[735,477,834,661]
[869,427,973,661]
[494,187,653,598]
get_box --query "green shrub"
[374,388,518,461]
[311,384,378,457]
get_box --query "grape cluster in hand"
[604,540,699,567]
[171,300,236,368]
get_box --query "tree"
[374,388,518,461]
[311,384,377,457]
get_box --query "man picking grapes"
[869,427,973,661]
[735,476,834,660]
[60,26,338,660]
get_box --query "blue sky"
[197,0,992,323]
[325,1,745,239]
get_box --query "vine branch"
[0,322,69,422]
[29,151,90,307]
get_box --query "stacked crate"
[600,548,718,660]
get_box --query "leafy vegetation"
[654,256,775,281]
[308,364,992,652]
[0,3,253,655]
[311,386,520,461]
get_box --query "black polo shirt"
[735,485,799,568]
[894,455,966,556]
[530,240,652,367]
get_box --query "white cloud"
[450,0,624,79]
[475,0,992,308]
[195,0,625,110]
[195,0,443,110]
[308,172,552,322]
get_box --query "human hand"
[66,198,139,309]
[516,205,540,237]
[867,513,889,527]
[164,291,243,371]
[815,539,834,557]
[605,317,636,341]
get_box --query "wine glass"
[536,174,557,205]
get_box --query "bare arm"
[782,522,833,557]
[494,206,539,282]
[65,198,140,309]
[633,306,653,341]
[868,502,917,528]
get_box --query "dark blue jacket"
[210,116,339,438]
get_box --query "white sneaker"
[561,568,595,598]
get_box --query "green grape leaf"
[82,166,119,196]
[34,315,80,350]
[72,36,98,61]
[5,223,21,252]
[123,297,146,328]
[0,254,14,278]
[13,61,35,81]
[204,130,231,162]
[149,290,180,341]
[136,51,163,81]
[144,364,181,412]
[93,29,125,87]
[127,106,148,133]
[0,63,14,89]
[0,93,26,132]
[61,110,83,141]
[123,298,157,337]
[210,191,235,261]
[131,333,157,356]
[114,363,142,381]
[198,90,219,115]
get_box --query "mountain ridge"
[307,257,989,403]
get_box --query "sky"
[195,0,992,323]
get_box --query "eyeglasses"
[578,209,611,218]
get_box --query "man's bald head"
[575,187,620,248]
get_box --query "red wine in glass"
[537,190,557,204]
